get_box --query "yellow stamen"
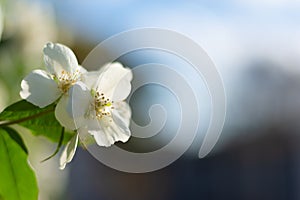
[93,92,113,120]
[55,69,81,94]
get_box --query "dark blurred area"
[69,130,300,200]
[1,0,300,200]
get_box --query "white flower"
[20,42,86,130]
[74,62,132,145]
[59,63,132,169]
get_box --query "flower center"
[93,91,114,119]
[55,69,81,93]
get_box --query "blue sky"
[39,0,298,37]
[38,0,300,73]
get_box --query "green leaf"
[2,127,28,154]
[0,128,38,200]
[0,100,74,144]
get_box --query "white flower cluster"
[20,42,132,169]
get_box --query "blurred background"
[1,0,300,199]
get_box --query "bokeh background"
[1,0,300,199]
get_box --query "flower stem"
[0,108,54,127]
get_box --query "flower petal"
[88,115,130,147]
[90,129,112,147]
[102,116,131,143]
[81,71,101,90]
[77,127,96,147]
[59,133,78,170]
[95,62,133,101]
[82,118,111,147]
[78,65,87,74]
[113,101,131,126]
[68,82,93,128]
[20,69,61,108]
[43,42,78,76]
[55,95,76,130]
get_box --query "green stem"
[0,108,55,127]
